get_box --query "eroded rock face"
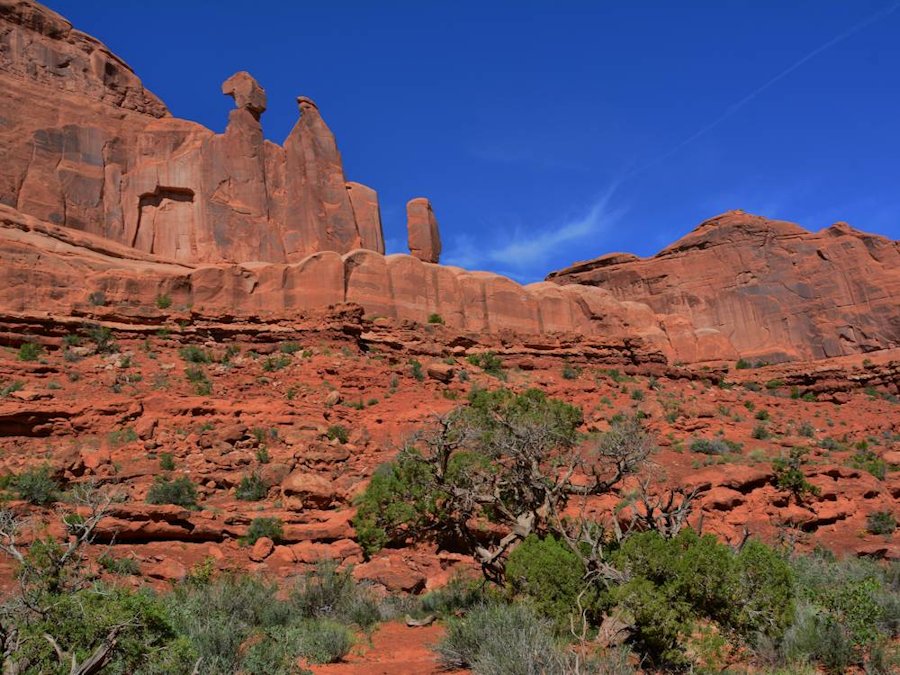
[0,2,386,262]
[548,211,900,362]
[406,197,442,263]
[0,203,731,364]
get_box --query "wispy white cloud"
[443,183,624,281]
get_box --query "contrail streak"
[625,1,900,180]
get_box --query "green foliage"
[630,388,644,401]
[11,465,60,506]
[353,388,585,558]
[155,294,172,309]
[409,358,424,381]
[0,380,24,397]
[785,552,900,671]
[146,475,198,508]
[108,426,138,447]
[848,447,887,480]
[184,366,212,395]
[690,438,733,455]
[289,562,381,629]
[608,530,794,667]
[179,345,211,363]
[17,342,44,361]
[506,535,593,629]
[236,472,268,501]
[766,379,784,390]
[85,324,117,353]
[735,358,751,369]
[326,424,349,444]
[561,362,581,380]
[772,448,820,501]
[427,313,444,324]
[159,452,176,471]
[243,517,283,545]
[751,423,771,440]
[98,554,141,576]
[263,354,292,371]
[279,341,302,354]
[867,511,897,535]
[755,409,770,421]
[437,602,577,674]
[466,351,504,377]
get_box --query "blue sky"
[47,1,900,282]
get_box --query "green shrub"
[86,324,117,353]
[466,351,504,377]
[98,554,141,576]
[11,465,60,506]
[506,535,592,629]
[17,342,44,361]
[690,438,732,455]
[179,345,211,364]
[751,423,771,440]
[409,358,424,381]
[290,562,380,628]
[755,409,770,421]
[437,602,576,673]
[88,290,107,306]
[155,294,172,309]
[236,472,268,501]
[159,452,175,471]
[262,355,291,372]
[867,511,897,535]
[146,475,198,508]
[849,448,886,480]
[255,446,271,464]
[0,380,24,398]
[279,341,301,354]
[184,366,212,395]
[561,363,581,380]
[773,448,820,501]
[243,517,283,545]
[736,358,751,369]
[631,388,644,401]
[108,427,138,447]
[326,424,349,444]
[427,313,444,324]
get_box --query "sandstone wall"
[549,211,900,362]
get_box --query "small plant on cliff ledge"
[159,452,176,471]
[17,342,44,361]
[87,290,107,306]
[179,345,211,364]
[427,313,444,324]
[155,293,172,309]
[848,447,887,480]
[10,465,61,506]
[263,354,291,371]
[326,424,349,444]
[561,362,581,380]
[242,516,283,545]
[236,472,268,501]
[466,351,504,378]
[773,448,820,503]
[0,380,24,398]
[409,358,425,381]
[146,475,198,508]
[866,511,896,535]
[185,366,212,395]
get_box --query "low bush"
[438,602,577,674]
[409,358,424,381]
[427,313,444,324]
[159,452,175,471]
[146,475,198,508]
[178,345,211,364]
[290,562,380,629]
[326,424,349,444]
[10,465,60,506]
[690,438,733,455]
[867,511,897,535]
[235,472,268,501]
[466,351,504,377]
[773,448,820,501]
[98,554,141,576]
[155,294,172,309]
[849,448,887,480]
[243,517,283,545]
[17,342,44,361]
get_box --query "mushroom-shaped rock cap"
[296,95,319,112]
[222,71,267,118]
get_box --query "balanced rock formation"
[0,0,386,263]
[406,197,442,263]
[548,211,900,362]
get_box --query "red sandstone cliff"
[548,210,900,362]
